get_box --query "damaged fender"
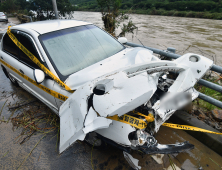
[59,52,213,154]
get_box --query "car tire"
[8,73,19,87]
[84,132,109,150]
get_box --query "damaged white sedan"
[0,20,213,169]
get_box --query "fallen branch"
[17,134,46,170]
[20,130,36,145]
[1,150,9,158]
[0,100,8,117]
[8,100,37,110]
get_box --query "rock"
[211,110,222,122]
[183,103,193,113]
[194,109,206,119]
[198,113,206,120]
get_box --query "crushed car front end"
[59,46,213,167]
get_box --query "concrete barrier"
[170,111,222,156]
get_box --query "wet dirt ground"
[0,16,222,170]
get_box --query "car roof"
[11,19,92,34]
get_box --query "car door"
[1,30,59,112]
[1,30,23,86]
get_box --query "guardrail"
[125,42,222,109]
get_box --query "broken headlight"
[129,130,157,148]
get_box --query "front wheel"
[84,132,109,150]
[8,73,19,87]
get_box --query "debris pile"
[9,100,59,145]
[189,106,222,132]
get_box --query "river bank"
[75,8,222,20]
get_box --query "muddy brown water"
[74,11,222,67]
[0,16,222,170]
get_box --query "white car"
[0,12,8,22]
[0,20,213,169]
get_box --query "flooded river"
[74,11,222,66]
[0,16,222,170]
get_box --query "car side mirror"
[34,69,45,84]
[118,37,127,44]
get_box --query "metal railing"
[125,42,222,109]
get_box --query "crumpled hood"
[59,52,213,154]
[65,47,159,90]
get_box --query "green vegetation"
[2,0,222,20]
[195,75,222,110]
[72,0,222,20]
[96,0,137,37]
[0,0,75,20]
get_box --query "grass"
[168,154,176,170]
[194,74,222,111]
[7,101,59,169]
[17,134,46,170]
[0,98,60,169]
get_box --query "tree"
[0,0,18,13]
[28,0,74,20]
[15,0,29,10]
[97,0,137,37]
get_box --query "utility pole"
[52,0,59,19]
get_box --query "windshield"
[39,25,124,77]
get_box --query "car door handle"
[0,56,3,60]
[19,69,24,74]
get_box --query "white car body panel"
[12,20,91,34]
[59,53,213,153]
[96,120,136,146]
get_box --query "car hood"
[65,47,159,90]
[59,52,213,153]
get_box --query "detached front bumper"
[97,132,194,155]
[138,141,194,155]
[123,141,194,170]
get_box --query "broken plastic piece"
[123,151,141,170]
[139,141,194,155]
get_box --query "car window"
[19,32,42,69]
[3,30,43,69]
[3,30,20,59]
[39,25,124,77]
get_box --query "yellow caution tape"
[133,111,155,123]
[162,123,222,135]
[7,26,73,92]
[0,59,68,101]
[108,112,222,135]
[107,114,147,129]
